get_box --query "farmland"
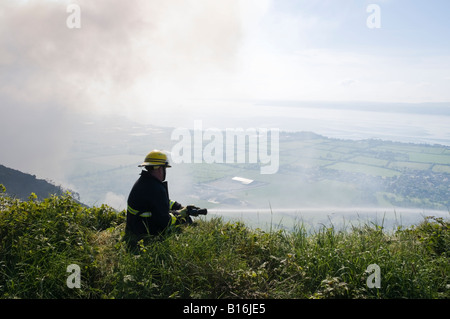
[64,117,450,216]
[186,132,450,212]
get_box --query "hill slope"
[0,192,448,299]
[0,164,73,201]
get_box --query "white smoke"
[103,191,126,211]
[0,0,249,180]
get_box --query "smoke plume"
[0,0,245,180]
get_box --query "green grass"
[389,161,431,171]
[350,156,389,167]
[1,187,449,299]
[432,164,450,174]
[408,152,450,165]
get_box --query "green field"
[389,161,431,171]
[433,165,450,174]
[65,123,450,212]
[326,162,400,177]
[214,134,450,210]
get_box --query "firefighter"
[124,150,190,246]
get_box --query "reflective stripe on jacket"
[126,170,180,237]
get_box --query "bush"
[0,189,448,299]
[0,190,125,298]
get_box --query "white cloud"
[231,45,450,103]
[339,79,359,87]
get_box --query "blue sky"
[265,0,450,53]
[230,0,450,104]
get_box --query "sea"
[152,100,450,146]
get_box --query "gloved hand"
[177,207,188,218]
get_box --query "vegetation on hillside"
[0,164,80,202]
[0,186,448,299]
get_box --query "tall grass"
[1,188,449,299]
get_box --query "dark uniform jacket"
[126,170,182,238]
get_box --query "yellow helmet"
[138,150,171,168]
